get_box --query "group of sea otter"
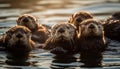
[0,11,120,66]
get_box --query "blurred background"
[0,0,120,29]
[0,0,120,69]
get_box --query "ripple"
[0,0,120,69]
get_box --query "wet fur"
[1,26,35,60]
[78,19,107,67]
[104,12,120,41]
[43,23,78,54]
[68,11,93,32]
[17,14,49,43]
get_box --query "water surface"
[0,0,120,69]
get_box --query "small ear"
[16,19,20,25]
[68,14,74,23]
[6,30,10,35]
[5,30,13,38]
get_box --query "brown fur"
[1,26,35,60]
[78,19,107,67]
[0,35,6,50]
[104,12,120,41]
[43,23,78,55]
[68,11,93,32]
[17,14,49,44]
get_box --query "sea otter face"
[17,14,38,30]
[72,14,84,25]
[68,11,93,31]
[5,26,31,46]
[80,19,103,37]
[43,23,77,54]
[69,11,93,24]
[51,23,76,41]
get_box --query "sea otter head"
[4,26,32,46]
[79,19,104,37]
[17,14,39,31]
[51,23,77,42]
[68,11,93,30]
[43,23,78,54]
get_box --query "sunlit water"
[0,0,120,69]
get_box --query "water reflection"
[51,54,78,69]
[5,60,31,66]
[51,54,103,68]
[0,0,120,69]
[5,51,31,66]
[80,53,103,67]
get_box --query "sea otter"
[104,12,120,41]
[43,23,78,55]
[0,26,35,65]
[16,14,49,45]
[78,19,107,67]
[68,11,93,32]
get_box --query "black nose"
[89,24,95,29]
[58,28,65,33]
[23,18,29,22]
[16,34,23,38]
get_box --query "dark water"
[0,0,120,69]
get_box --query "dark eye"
[97,24,101,28]
[66,26,70,29]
